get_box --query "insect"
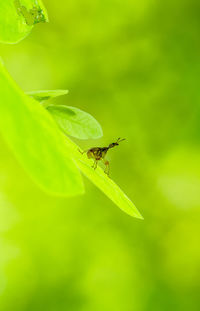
[79,138,125,176]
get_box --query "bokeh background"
[0,0,200,310]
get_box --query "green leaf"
[28,90,103,139]
[0,61,84,196]
[47,105,103,140]
[64,136,143,219]
[27,90,69,102]
[0,0,48,44]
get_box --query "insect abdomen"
[87,148,102,160]
[87,150,94,159]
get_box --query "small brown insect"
[79,138,125,176]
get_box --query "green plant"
[0,0,143,219]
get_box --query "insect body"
[79,138,125,176]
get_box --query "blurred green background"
[0,0,200,310]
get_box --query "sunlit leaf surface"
[0,62,84,196]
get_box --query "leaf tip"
[128,209,144,220]
[136,214,144,220]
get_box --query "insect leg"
[78,148,88,155]
[104,160,110,176]
[92,160,98,170]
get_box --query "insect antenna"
[116,138,126,143]
[108,138,126,149]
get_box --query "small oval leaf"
[47,105,103,140]
[27,90,69,102]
